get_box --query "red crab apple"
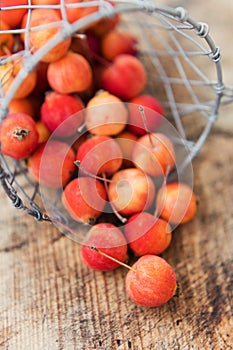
[0,113,39,160]
[132,132,176,177]
[40,91,84,137]
[156,182,197,226]
[62,177,107,224]
[124,212,172,256]
[108,168,155,216]
[80,223,128,271]
[76,135,123,177]
[128,94,165,136]
[85,90,128,136]
[101,54,147,100]
[47,51,93,94]
[125,255,177,307]
[101,29,138,61]
[28,140,76,188]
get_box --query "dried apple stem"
[91,246,136,272]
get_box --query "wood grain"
[1,1,233,349]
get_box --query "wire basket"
[0,0,231,223]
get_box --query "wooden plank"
[1,131,232,350]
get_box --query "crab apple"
[8,98,36,118]
[76,135,123,177]
[156,182,197,226]
[47,51,93,94]
[125,255,177,307]
[62,177,107,224]
[124,212,172,256]
[132,132,176,177]
[128,94,165,136]
[85,91,128,136]
[32,0,59,4]
[72,132,88,153]
[64,0,98,24]
[35,121,51,144]
[89,8,120,37]
[101,54,147,100]
[108,168,155,216]
[0,113,39,160]
[28,140,76,188]
[101,29,138,61]
[40,91,84,138]
[70,32,101,60]
[80,223,128,271]
[27,9,71,63]
[0,59,37,99]
[115,130,138,168]
[0,0,28,29]
[0,21,14,55]
[31,61,49,96]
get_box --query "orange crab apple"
[47,51,93,94]
[101,29,138,61]
[132,132,176,177]
[125,255,177,307]
[35,120,51,144]
[101,54,147,100]
[124,212,172,256]
[108,168,155,216]
[8,98,36,118]
[0,0,28,29]
[156,182,197,226]
[28,9,71,63]
[85,91,128,136]
[89,3,120,37]
[32,0,59,4]
[64,0,98,24]
[0,59,37,99]
[115,130,138,168]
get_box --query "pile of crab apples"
[0,1,198,308]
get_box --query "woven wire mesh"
[0,0,229,220]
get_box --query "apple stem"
[139,105,154,146]
[77,122,86,133]
[13,127,30,141]
[91,246,136,272]
[139,105,150,133]
[74,160,112,183]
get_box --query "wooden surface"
[1,1,233,349]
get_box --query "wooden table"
[1,1,232,349]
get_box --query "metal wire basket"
[0,0,232,222]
